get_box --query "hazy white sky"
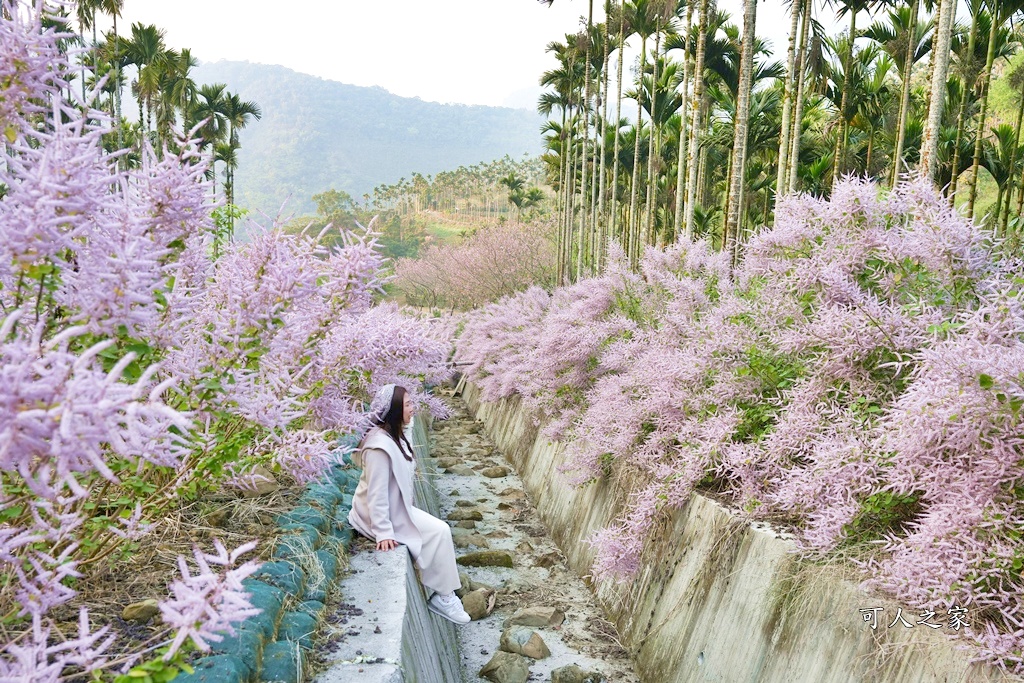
[101,1,842,109]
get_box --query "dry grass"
[22,487,305,668]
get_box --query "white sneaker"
[428,592,471,624]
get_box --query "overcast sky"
[100,1,846,110]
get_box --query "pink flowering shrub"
[458,247,645,440]
[455,285,551,402]
[393,221,555,310]
[159,541,263,657]
[0,2,450,678]
[456,176,1024,670]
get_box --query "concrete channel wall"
[403,414,462,683]
[462,382,1020,683]
[314,414,461,683]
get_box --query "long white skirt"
[408,507,461,595]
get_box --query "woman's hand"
[376,539,398,551]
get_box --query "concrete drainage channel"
[312,414,461,683]
[180,390,639,682]
[313,388,639,683]
[177,414,456,683]
[427,389,637,683]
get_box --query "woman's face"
[402,392,415,425]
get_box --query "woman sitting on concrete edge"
[348,383,472,625]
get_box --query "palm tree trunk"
[698,95,710,209]
[866,129,874,172]
[577,0,595,280]
[558,113,571,284]
[227,126,237,235]
[776,0,801,201]
[114,14,123,153]
[629,34,648,266]
[920,0,955,180]
[557,106,568,221]
[967,0,1000,218]
[733,176,747,266]
[948,7,978,201]
[725,0,757,254]
[994,186,1004,230]
[832,10,857,191]
[566,108,578,283]
[891,0,920,187]
[1000,80,1024,234]
[789,0,812,191]
[561,150,570,282]
[673,0,695,240]
[589,119,600,266]
[565,111,579,283]
[589,81,602,269]
[722,149,733,249]
[570,111,582,280]
[684,0,710,239]
[561,105,569,286]
[610,3,626,247]
[644,30,662,252]
[1015,144,1024,227]
[596,7,612,270]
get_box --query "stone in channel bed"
[457,550,514,568]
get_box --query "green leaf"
[127,342,154,355]
[979,374,994,390]
[99,345,123,360]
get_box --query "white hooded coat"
[348,426,422,557]
[347,422,460,594]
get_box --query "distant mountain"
[192,61,545,218]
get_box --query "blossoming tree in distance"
[0,1,450,679]
[457,178,1024,671]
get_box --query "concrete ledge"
[462,381,1020,683]
[314,415,461,683]
[317,547,406,683]
[318,547,460,683]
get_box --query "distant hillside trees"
[188,61,545,218]
[500,172,546,222]
[370,155,547,221]
[283,188,427,260]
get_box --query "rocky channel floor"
[429,389,639,683]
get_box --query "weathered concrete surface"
[314,416,461,683]
[463,382,1022,683]
[430,395,639,682]
[316,547,405,683]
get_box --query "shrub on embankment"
[455,178,1024,671]
[392,221,556,310]
[0,3,449,679]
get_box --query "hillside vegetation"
[192,61,545,218]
